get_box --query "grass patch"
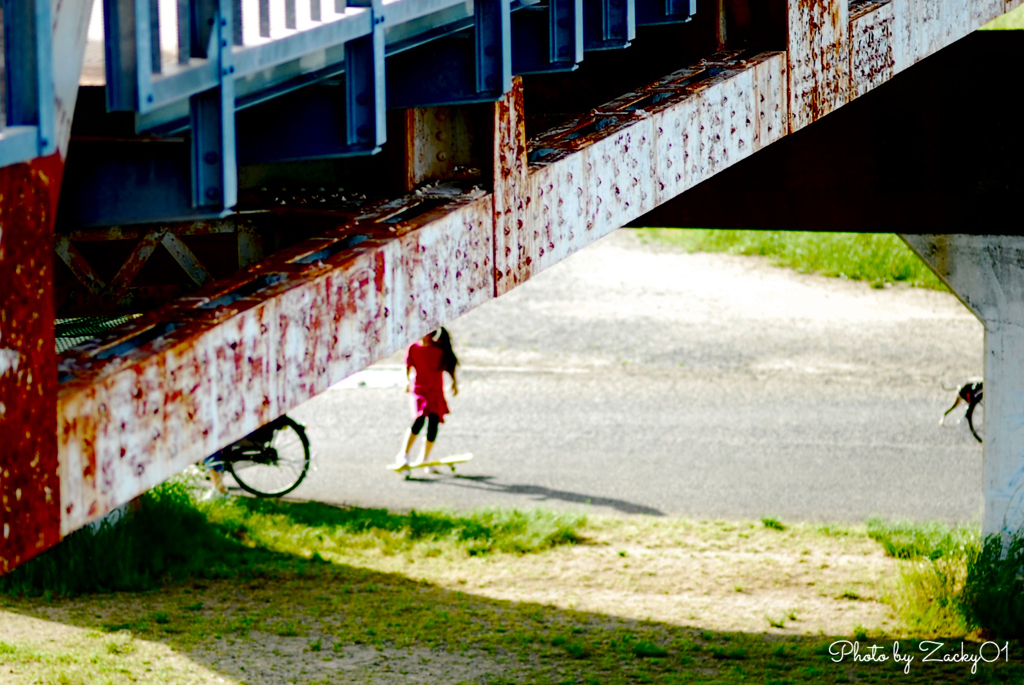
[982,4,1024,29]
[3,512,1024,683]
[869,518,1024,639]
[634,229,946,290]
[868,517,978,636]
[961,534,1024,639]
[0,477,586,599]
[866,517,975,561]
[0,477,291,596]
[206,496,587,559]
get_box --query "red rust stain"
[493,78,529,294]
[0,153,64,574]
[374,252,386,295]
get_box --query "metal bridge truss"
[4,0,696,225]
[3,0,1024,572]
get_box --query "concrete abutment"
[903,235,1024,540]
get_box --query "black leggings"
[411,413,440,442]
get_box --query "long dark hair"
[432,327,458,375]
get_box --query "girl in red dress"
[393,328,459,470]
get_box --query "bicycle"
[206,415,312,497]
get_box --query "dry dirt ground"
[1,519,910,684]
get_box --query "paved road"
[279,230,985,524]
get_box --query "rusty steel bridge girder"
[3,0,1024,570]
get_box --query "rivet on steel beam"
[435,131,445,142]
[436,152,448,162]
[558,46,570,56]
[204,152,220,164]
[357,125,371,140]
[485,75,497,88]
[557,18,569,28]
[356,92,370,106]
[206,187,221,200]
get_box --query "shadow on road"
[405,473,666,516]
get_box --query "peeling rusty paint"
[752,53,789,150]
[847,0,1009,116]
[404,108,482,191]
[56,191,494,532]
[850,1,895,99]
[39,0,1024,550]
[788,0,849,132]
[0,154,64,572]
[524,53,786,272]
[492,78,529,296]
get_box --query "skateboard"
[388,453,473,478]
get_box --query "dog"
[941,381,984,443]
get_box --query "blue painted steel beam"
[377,0,470,28]
[0,128,41,169]
[0,0,55,168]
[345,0,387,150]
[103,0,157,111]
[109,1,376,116]
[387,0,511,108]
[234,4,386,164]
[583,0,634,51]
[189,0,236,211]
[58,139,206,225]
[634,0,694,26]
[511,0,583,74]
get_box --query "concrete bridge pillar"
[902,235,1024,539]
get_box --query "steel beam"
[790,0,1014,134]
[0,153,63,572]
[6,0,1024,574]
[0,0,90,570]
[583,0,635,51]
[634,32,1023,234]
[634,0,694,26]
[103,0,156,111]
[387,0,511,108]
[511,0,583,74]
[52,0,1022,530]
[231,0,384,163]
[0,0,55,166]
[56,51,788,533]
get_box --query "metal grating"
[55,314,143,353]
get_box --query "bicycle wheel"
[226,416,311,497]
[966,398,984,444]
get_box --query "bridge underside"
[637,31,1024,234]
[3,0,1024,571]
